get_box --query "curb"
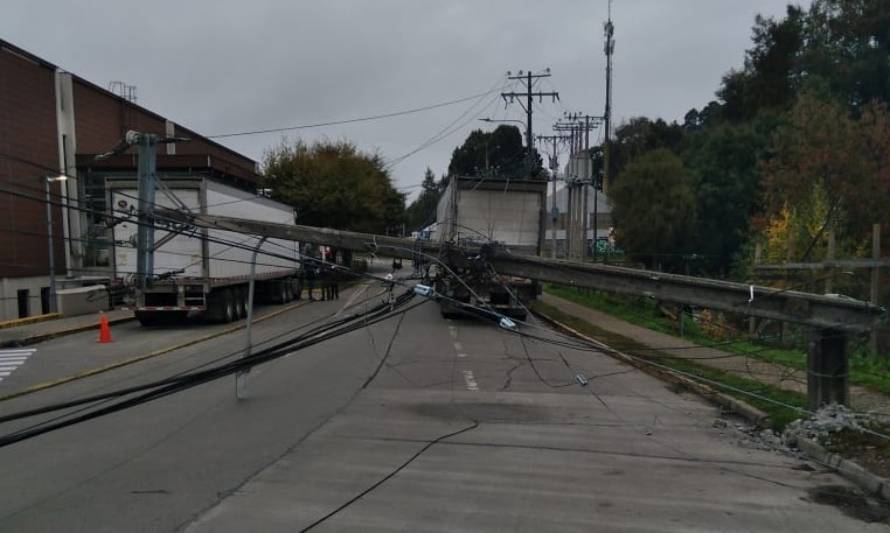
[0,315,136,348]
[791,433,890,501]
[0,313,61,330]
[532,308,772,428]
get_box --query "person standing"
[304,264,317,301]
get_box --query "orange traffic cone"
[98,313,113,343]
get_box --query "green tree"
[610,149,695,269]
[718,6,805,122]
[607,117,685,187]
[404,167,443,231]
[262,139,405,233]
[683,119,776,274]
[448,125,543,178]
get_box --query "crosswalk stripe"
[0,349,35,382]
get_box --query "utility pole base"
[807,328,849,410]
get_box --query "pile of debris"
[784,404,875,444]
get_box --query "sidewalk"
[0,309,134,347]
[539,293,889,413]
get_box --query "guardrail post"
[807,327,848,410]
[236,236,268,401]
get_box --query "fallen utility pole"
[172,212,884,409]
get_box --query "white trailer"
[109,178,302,325]
[432,176,546,319]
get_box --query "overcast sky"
[3,0,795,198]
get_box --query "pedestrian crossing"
[0,348,36,383]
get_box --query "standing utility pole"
[501,69,559,177]
[132,132,159,290]
[537,134,570,258]
[603,3,615,194]
[554,116,600,260]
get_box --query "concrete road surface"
[0,277,885,532]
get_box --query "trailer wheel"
[285,280,295,302]
[232,289,246,320]
[277,282,289,304]
[207,289,236,323]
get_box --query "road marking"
[0,349,35,383]
[457,353,468,359]
[453,341,463,352]
[0,298,311,403]
[448,326,457,339]
[462,369,479,391]
[335,283,370,317]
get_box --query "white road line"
[457,353,468,359]
[462,370,479,391]
[335,283,369,317]
[453,341,463,352]
[448,326,457,339]
[0,349,35,383]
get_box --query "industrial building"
[0,39,261,321]
[547,184,612,257]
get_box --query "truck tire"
[233,288,246,320]
[135,310,159,326]
[277,282,289,304]
[207,289,236,323]
[285,281,295,302]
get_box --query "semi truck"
[108,178,302,325]
[431,175,546,320]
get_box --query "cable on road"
[299,420,479,532]
[0,292,424,448]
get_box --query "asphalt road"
[0,274,885,532]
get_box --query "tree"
[610,149,695,269]
[683,120,774,274]
[718,7,805,122]
[760,91,890,259]
[607,117,686,187]
[447,125,543,177]
[404,167,443,231]
[262,139,405,234]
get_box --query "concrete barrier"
[56,285,110,317]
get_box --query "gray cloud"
[2,0,793,196]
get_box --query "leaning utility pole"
[602,2,615,194]
[502,69,559,177]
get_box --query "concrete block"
[56,285,110,317]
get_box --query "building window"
[41,287,51,315]
[17,289,30,319]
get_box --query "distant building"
[0,39,261,320]
[546,183,613,257]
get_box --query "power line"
[205,88,506,139]
[384,80,511,170]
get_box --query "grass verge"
[544,284,890,396]
[531,300,807,430]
